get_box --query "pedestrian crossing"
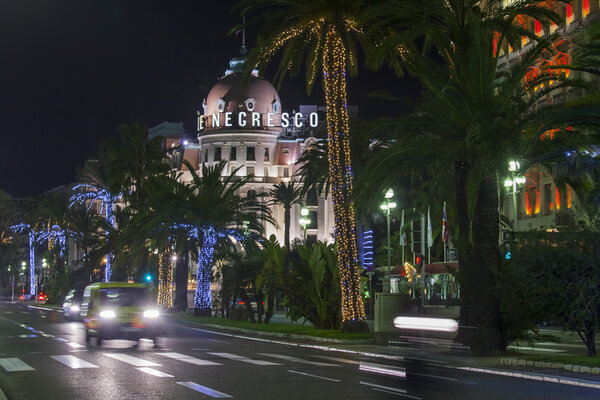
[0,350,365,397]
[0,350,353,372]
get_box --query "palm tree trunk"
[455,161,473,346]
[194,228,217,316]
[174,243,189,312]
[323,27,368,333]
[284,206,291,248]
[470,173,503,355]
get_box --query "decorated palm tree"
[236,0,395,332]
[268,181,303,249]
[364,0,565,353]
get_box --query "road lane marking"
[257,353,338,366]
[176,382,232,398]
[51,355,98,369]
[0,358,35,372]
[360,362,406,378]
[360,381,423,399]
[207,339,228,343]
[310,355,360,365]
[136,367,173,377]
[288,369,341,382]
[67,342,85,349]
[156,352,221,366]
[103,353,161,367]
[372,388,421,398]
[208,352,280,366]
[55,338,68,343]
[3,311,13,314]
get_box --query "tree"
[130,161,272,315]
[504,226,600,357]
[364,0,564,354]
[283,241,341,329]
[236,0,393,332]
[268,181,303,248]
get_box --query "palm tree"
[268,181,303,249]
[364,0,564,354]
[235,0,394,331]
[131,161,273,315]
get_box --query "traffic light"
[415,254,424,268]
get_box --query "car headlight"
[143,309,160,318]
[70,305,80,312]
[99,310,116,318]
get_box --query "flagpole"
[443,202,447,263]
[400,209,405,265]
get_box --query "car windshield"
[98,287,152,307]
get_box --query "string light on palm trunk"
[157,252,173,308]
[323,26,366,325]
[194,227,217,313]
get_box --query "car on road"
[62,289,83,320]
[81,282,162,346]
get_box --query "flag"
[399,209,406,246]
[427,207,433,248]
[442,202,448,245]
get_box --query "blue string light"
[70,184,122,282]
[363,230,374,272]
[194,227,217,313]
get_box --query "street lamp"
[380,189,397,292]
[504,161,526,228]
[299,208,311,243]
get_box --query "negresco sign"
[197,111,319,131]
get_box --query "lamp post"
[380,189,397,293]
[299,208,311,243]
[504,161,526,228]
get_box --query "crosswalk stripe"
[67,342,85,349]
[0,358,35,372]
[155,352,221,366]
[177,382,232,398]
[257,353,339,366]
[208,352,280,366]
[103,353,161,367]
[136,367,173,377]
[51,355,98,369]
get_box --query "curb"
[166,315,374,345]
[501,357,600,376]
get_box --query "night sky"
[0,1,414,197]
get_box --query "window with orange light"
[583,0,590,18]
[534,20,542,36]
[566,4,574,25]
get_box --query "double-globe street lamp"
[380,189,396,293]
[299,208,311,243]
[504,161,526,228]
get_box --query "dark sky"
[0,0,414,197]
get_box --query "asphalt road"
[0,301,598,400]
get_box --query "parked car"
[81,282,162,346]
[62,289,84,321]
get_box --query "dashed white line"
[257,353,338,366]
[177,382,232,398]
[287,369,341,382]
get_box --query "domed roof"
[205,73,282,118]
